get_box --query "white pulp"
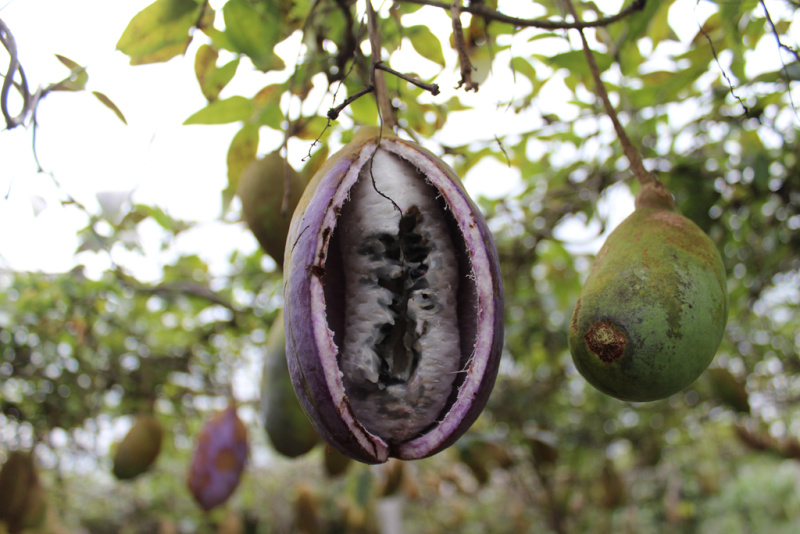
[337,148,462,442]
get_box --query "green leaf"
[116,0,199,65]
[613,0,676,50]
[223,0,285,72]
[347,90,379,126]
[544,50,614,77]
[91,92,128,125]
[183,96,254,125]
[406,25,446,68]
[510,57,537,86]
[224,124,259,212]
[133,204,192,233]
[194,44,239,101]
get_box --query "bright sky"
[0,0,796,279]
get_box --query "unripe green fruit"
[112,414,164,480]
[322,445,352,478]
[261,311,320,458]
[568,181,728,402]
[238,152,308,266]
[0,451,47,533]
[0,452,34,525]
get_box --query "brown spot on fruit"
[214,449,238,472]
[585,321,626,364]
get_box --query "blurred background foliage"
[2,0,800,532]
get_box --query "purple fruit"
[187,403,248,510]
[284,127,504,463]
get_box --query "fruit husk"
[283,126,504,463]
[187,403,249,511]
[238,152,308,266]
[112,413,164,480]
[569,181,728,402]
[261,310,320,458]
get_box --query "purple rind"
[284,128,504,463]
[187,404,248,510]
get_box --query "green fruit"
[322,445,352,478]
[294,484,322,534]
[261,311,320,458]
[0,452,34,525]
[568,181,728,402]
[707,367,750,414]
[238,152,308,266]
[112,414,164,480]
[17,481,47,532]
[0,451,47,534]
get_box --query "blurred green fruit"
[112,414,164,480]
[0,451,47,534]
[323,445,352,478]
[707,367,750,414]
[260,311,320,458]
[238,152,308,266]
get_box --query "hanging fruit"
[260,310,320,458]
[569,181,728,401]
[238,151,308,265]
[283,126,504,463]
[0,451,48,533]
[187,403,249,511]
[112,413,164,480]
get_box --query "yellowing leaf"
[252,84,285,129]
[224,124,259,212]
[92,92,128,125]
[52,54,88,91]
[116,0,199,65]
[195,45,239,101]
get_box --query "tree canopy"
[1,0,800,533]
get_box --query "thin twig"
[451,0,478,91]
[375,62,440,95]
[562,0,655,186]
[694,9,749,117]
[366,0,397,129]
[397,0,647,30]
[760,0,798,117]
[327,85,375,119]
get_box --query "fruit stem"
[366,1,398,130]
[562,0,657,187]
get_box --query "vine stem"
[562,0,656,187]
[397,0,647,31]
[366,0,397,130]
[451,1,478,91]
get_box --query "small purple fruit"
[187,403,248,510]
[284,127,504,463]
